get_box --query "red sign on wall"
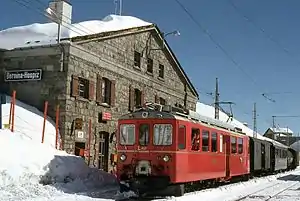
[102,112,112,121]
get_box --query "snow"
[196,102,288,147]
[1,94,60,149]
[0,129,121,201]
[0,14,152,50]
[269,127,293,134]
[157,168,300,201]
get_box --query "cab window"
[139,124,149,146]
[119,124,135,145]
[153,124,172,145]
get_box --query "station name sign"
[4,69,42,82]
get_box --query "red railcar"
[116,103,250,196]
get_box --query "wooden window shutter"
[71,75,79,97]
[88,80,95,100]
[141,90,145,106]
[96,75,102,103]
[129,85,135,111]
[110,80,116,107]
[154,94,159,103]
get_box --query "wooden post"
[88,119,92,166]
[41,101,48,143]
[55,105,60,149]
[11,91,16,132]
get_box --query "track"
[233,174,300,201]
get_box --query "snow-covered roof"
[196,102,288,148]
[0,14,152,50]
[268,127,294,134]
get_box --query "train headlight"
[163,155,170,162]
[120,154,127,161]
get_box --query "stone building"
[0,6,198,173]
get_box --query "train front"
[116,105,176,194]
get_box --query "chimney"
[47,0,72,27]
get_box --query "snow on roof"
[0,14,153,50]
[269,127,294,134]
[196,102,288,147]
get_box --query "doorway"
[98,131,109,171]
[75,142,85,159]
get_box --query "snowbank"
[1,94,60,149]
[196,102,286,147]
[0,129,117,187]
[0,129,119,200]
[0,14,152,50]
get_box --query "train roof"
[119,102,246,134]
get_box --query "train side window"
[231,136,237,154]
[139,124,149,146]
[191,128,200,151]
[178,125,186,150]
[211,132,217,152]
[237,138,243,154]
[202,130,209,152]
[219,134,223,152]
[153,124,173,145]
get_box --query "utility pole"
[214,77,220,120]
[272,115,275,128]
[253,102,257,138]
[119,0,122,15]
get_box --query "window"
[191,128,200,151]
[231,137,237,154]
[134,88,142,106]
[153,124,172,145]
[237,138,243,154]
[139,124,149,146]
[134,51,141,68]
[119,124,135,145]
[159,97,166,105]
[158,64,164,79]
[96,75,116,106]
[211,132,217,152]
[78,77,89,99]
[178,125,186,150]
[102,78,112,104]
[219,134,223,152]
[202,130,209,152]
[147,58,153,73]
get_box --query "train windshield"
[153,124,172,145]
[119,123,173,146]
[120,124,135,145]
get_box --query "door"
[224,135,230,177]
[98,131,109,171]
[261,143,266,169]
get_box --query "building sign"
[102,112,112,121]
[4,69,42,82]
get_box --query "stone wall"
[0,45,69,144]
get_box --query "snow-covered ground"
[156,168,300,201]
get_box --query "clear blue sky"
[1,0,300,135]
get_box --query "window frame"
[147,58,153,73]
[158,64,164,79]
[134,51,141,68]
[231,136,237,154]
[102,77,112,104]
[78,77,89,99]
[237,137,243,154]
[139,124,150,146]
[178,125,186,150]
[211,132,218,152]
[202,130,210,152]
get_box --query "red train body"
[116,103,250,196]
